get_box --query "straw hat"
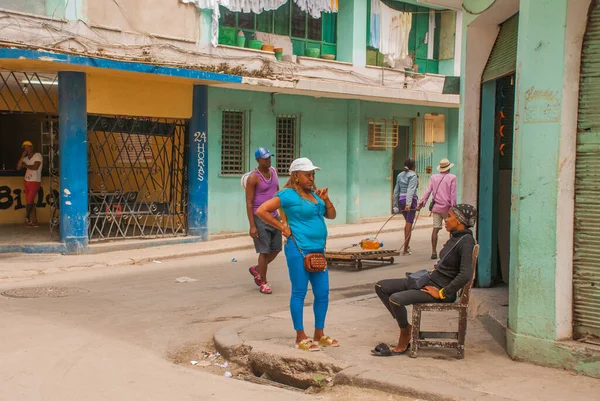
[437,158,454,172]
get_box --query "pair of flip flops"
[370,343,409,357]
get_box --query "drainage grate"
[2,286,89,298]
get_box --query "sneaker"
[402,247,412,256]
[249,266,261,287]
[431,253,438,260]
[259,282,272,294]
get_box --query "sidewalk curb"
[212,294,507,401]
[334,366,486,401]
[0,223,433,283]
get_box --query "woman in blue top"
[257,157,338,352]
[392,158,419,255]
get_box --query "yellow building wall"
[86,74,193,118]
[0,176,56,224]
[0,89,58,113]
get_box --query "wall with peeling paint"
[86,0,201,41]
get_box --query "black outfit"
[375,229,475,328]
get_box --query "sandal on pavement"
[249,266,261,287]
[295,339,320,352]
[370,343,409,357]
[317,335,340,347]
[259,282,272,294]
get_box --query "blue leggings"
[284,239,329,331]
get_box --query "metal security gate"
[413,119,433,200]
[87,116,188,241]
[482,13,519,83]
[574,0,600,341]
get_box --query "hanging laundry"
[183,0,337,47]
[379,1,412,68]
[370,0,381,49]
[399,12,412,60]
[295,0,338,19]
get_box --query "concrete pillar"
[199,8,213,46]
[346,100,361,223]
[337,0,367,66]
[58,72,88,254]
[477,80,497,288]
[508,0,569,353]
[187,85,209,239]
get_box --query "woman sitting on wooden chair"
[372,204,477,356]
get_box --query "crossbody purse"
[429,174,447,212]
[405,236,465,290]
[290,235,327,273]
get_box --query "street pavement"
[0,226,434,401]
[1,222,598,401]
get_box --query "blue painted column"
[477,80,497,288]
[187,85,209,239]
[58,72,88,254]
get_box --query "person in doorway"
[257,157,338,352]
[372,204,477,356]
[417,158,457,259]
[16,141,43,227]
[392,158,418,256]
[246,147,281,295]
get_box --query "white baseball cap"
[289,157,321,173]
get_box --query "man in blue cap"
[245,147,281,294]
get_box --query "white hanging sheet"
[379,1,411,68]
[369,0,381,49]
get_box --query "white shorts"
[433,212,448,229]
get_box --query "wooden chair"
[409,244,480,359]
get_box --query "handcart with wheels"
[326,249,401,271]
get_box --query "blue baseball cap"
[255,147,274,159]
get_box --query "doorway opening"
[0,70,59,248]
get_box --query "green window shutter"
[482,13,519,83]
[322,12,336,43]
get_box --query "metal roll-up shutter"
[574,0,600,341]
[482,13,519,83]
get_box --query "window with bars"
[276,115,300,175]
[221,110,248,175]
[367,118,399,150]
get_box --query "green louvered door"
[482,13,519,83]
[574,0,600,341]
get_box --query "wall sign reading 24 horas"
[0,185,59,211]
[194,131,207,182]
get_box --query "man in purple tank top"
[246,147,282,294]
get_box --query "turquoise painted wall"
[337,0,368,65]
[3,0,66,18]
[447,108,459,169]
[357,101,455,219]
[509,0,568,341]
[207,88,349,234]
[207,88,458,234]
[438,59,455,76]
